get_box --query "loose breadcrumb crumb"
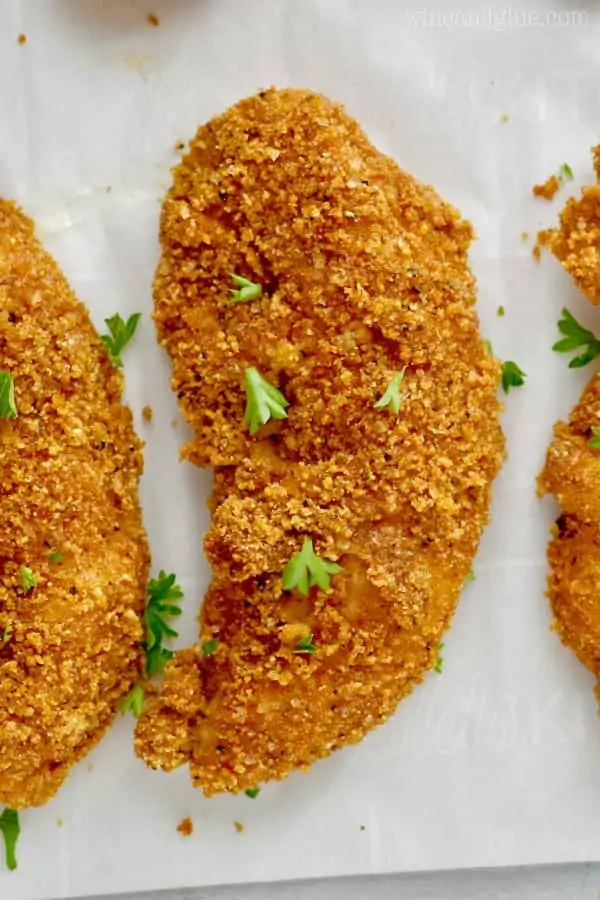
[501,112,509,124]
[174,141,185,152]
[147,13,160,27]
[533,175,560,201]
[17,33,27,45]
[170,418,178,428]
[177,817,193,837]
[142,405,153,423]
[234,821,244,834]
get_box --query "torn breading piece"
[0,201,150,808]
[538,146,600,303]
[539,370,600,693]
[134,88,504,795]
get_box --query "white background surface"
[2,1,600,899]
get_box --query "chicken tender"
[539,370,600,694]
[135,89,504,794]
[0,201,150,808]
[538,146,600,303]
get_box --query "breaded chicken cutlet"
[0,201,149,808]
[538,146,600,302]
[539,371,600,699]
[134,88,504,794]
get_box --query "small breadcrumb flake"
[234,821,244,834]
[175,140,185,152]
[147,13,160,27]
[177,817,193,837]
[501,112,509,124]
[533,175,560,201]
[142,405,153,423]
[171,418,178,428]
[17,34,27,45]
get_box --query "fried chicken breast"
[0,201,150,808]
[538,146,600,303]
[539,369,600,695]
[135,88,504,794]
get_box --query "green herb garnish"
[244,787,261,799]
[434,642,444,675]
[144,571,184,677]
[374,369,406,415]
[497,305,505,317]
[588,427,600,449]
[294,633,317,654]
[1,626,12,645]
[20,566,36,594]
[48,552,64,564]
[101,313,141,367]
[464,568,475,585]
[0,808,20,871]
[282,538,341,596]
[230,274,262,303]
[118,683,145,718]
[553,308,600,368]
[558,163,574,183]
[201,639,218,657]
[0,371,17,420]
[243,367,288,435]
[501,361,526,393]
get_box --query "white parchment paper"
[2,1,600,897]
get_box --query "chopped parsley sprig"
[588,427,600,449]
[101,313,141,367]
[245,787,261,799]
[0,372,17,420]
[295,633,317,654]
[434,642,444,675]
[19,566,36,595]
[501,361,526,393]
[243,367,288,434]
[0,808,20,871]
[201,639,218,657]
[230,274,262,303]
[144,571,184,677]
[118,683,145,718]
[553,308,600,368]
[282,538,341,596]
[374,368,406,414]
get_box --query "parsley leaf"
[434,642,444,675]
[1,626,12,645]
[201,639,218,657]
[295,633,317,654]
[464,568,475,585]
[501,361,526,393]
[243,367,288,435]
[230,273,262,303]
[497,305,505,317]
[0,808,20,871]
[244,787,261,799]
[553,308,600,368]
[0,371,17,420]
[282,538,342,596]
[101,313,141,367]
[558,163,574,183]
[48,552,64,564]
[588,427,600,449]
[118,683,145,718]
[20,566,36,594]
[374,368,406,414]
[144,571,184,677]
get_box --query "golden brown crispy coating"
[135,88,504,794]
[538,147,600,303]
[539,371,600,691]
[0,201,150,808]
